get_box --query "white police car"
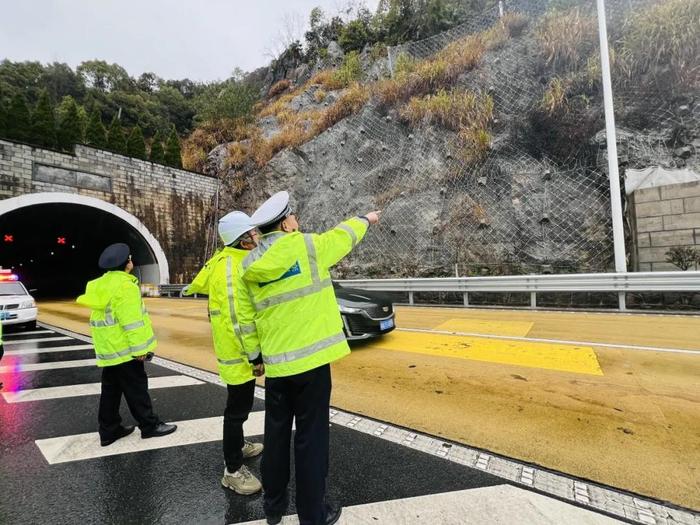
[0,270,38,330]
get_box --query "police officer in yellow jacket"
[236,191,381,525]
[77,243,176,446]
[185,211,264,495]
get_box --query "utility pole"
[596,0,628,309]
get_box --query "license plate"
[380,318,394,330]
[0,311,9,320]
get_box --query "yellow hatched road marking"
[371,331,603,376]
[434,319,534,337]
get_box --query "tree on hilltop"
[149,130,165,163]
[57,96,84,151]
[85,109,107,148]
[165,127,182,168]
[107,115,127,154]
[30,90,57,148]
[127,125,147,159]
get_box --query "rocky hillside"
[202,0,699,278]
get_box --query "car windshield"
[0,282,27,296]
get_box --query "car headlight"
[338,305,363,314]
[20,299,36,309]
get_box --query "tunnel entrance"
[0,193,169,298]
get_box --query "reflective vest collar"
[242,232,286,271]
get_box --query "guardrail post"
[463,292,469,306]
[530,292,537,309]
[618,292,626,311]
[408,291,414,305]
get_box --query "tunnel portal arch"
[0,192,169,286]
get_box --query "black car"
[333,282,396,341]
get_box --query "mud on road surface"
[38,300,700,510]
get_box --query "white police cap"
[251,191,292,228]
[218,211,256,246]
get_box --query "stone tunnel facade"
[0,139,218,283]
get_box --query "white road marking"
[3,336,72,346]
[36,411,268,464]
[397,327,700,355]
[0,359,95,373]
[3,329,53,337]
[236,485,623,524]
[4,344,94,356]
[3,375,203,403]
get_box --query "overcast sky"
[1,0,380,82]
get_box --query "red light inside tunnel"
[57,237,66,245]
[3,234,12,243]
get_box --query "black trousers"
[262,364,331,525]
[98,359,161,440]
[223,379,256,472]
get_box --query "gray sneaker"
[242,440,264,459]
[221,465,262,495]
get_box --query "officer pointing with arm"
[184,211,264,495]
[76,243,176,446]
[236,191,380,525]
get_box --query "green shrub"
[332,51,363,87]
[666,246,698,271]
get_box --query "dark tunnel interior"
[0,203,157,298]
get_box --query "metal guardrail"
[160,284,190,298]
[339,272,700,311]
[160,272,700,311]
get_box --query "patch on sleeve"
[259,261,301,287]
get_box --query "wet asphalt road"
[0,324,676,524]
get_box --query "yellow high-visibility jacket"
[76,271,156,367]
[237,217,368,378]
[185,247,254,385]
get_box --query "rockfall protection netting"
[324,0,698,277]
[205,0,698,279]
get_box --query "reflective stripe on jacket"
[185,247,254,385]
[76,271,156,367]
[237,217,368,378]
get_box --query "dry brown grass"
[400,89,494,131]
[482,13,529,50]
[621,0,700,92]
[310,69,346,90]
[313,83,370,135]
[537,7,597,72]
[314,89,327,103]
[182,118,252,172]
[226,142,247,169]
[376,34,485,106]
[449,195,489,224]
[268,79,292,98]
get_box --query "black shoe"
[265,516,282,525]
[141,423,177,439]
[325,505,342,525]
[101,425,135,447]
